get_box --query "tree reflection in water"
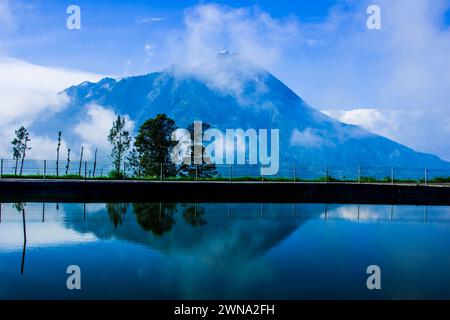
[106,203,129,228]
[13,202,25,213]
[181,203,207,227]
[133,203,177,236]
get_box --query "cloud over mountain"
[28,52,450,170]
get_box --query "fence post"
[424,168,427,186]
[43,160,46,180]
[391,167,394,185]
[84,161,87,181]
[160,163,163,182]
[0,159,3,180]
[293,164,296,182]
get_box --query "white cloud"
[27,134,69,161]
[278,0,450,160]
[188,52,269,105]
[0,57,101,124]
[138,17,165,23]
[323,205,388,222]
[160,4,302,105]
[162,1,450,160]
[290,128,331,148]
[1,0,449,164]
[322,108,401,141]
[0,222,96,250]
[73,104,134,155]
[166,4,301,69]
[163,2,449,160]
[0,57,102,158]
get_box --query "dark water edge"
[1,180,450,204]
[0,202,450,300]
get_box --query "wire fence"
[0,158,449,185]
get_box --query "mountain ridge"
[30,54,450,169]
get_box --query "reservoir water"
[0,202,449,299]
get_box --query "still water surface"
[0,202,449,299]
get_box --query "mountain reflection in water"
[1,202,450,299]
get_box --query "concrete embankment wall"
[0,179,449,205]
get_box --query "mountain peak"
[49,55,450,169]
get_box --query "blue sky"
[2,0,342,75]
[1,0,450,161]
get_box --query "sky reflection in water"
[0,202,450,299]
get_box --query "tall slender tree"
[19,132,30,175]
[65,148,71,175]
[93,148,98,177]
[12,139,21,175]
[108,115,131,177]
[78,146,84,175]
[56,131,62,176]
[11,126,31,176]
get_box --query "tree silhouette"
[181,203,207,227]
[134,114,178,177]
[78,146,84,175]
[12,140,21,175]
[133,203,177,236]
[126,148,142,177]
[177,122,219,179]
[56,131,62,176]
[13,202,25,212]
[65,148,71,175]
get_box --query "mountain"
[31,52,450,170]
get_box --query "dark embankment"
[0,179,449,204]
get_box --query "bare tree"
[65,148,71,175]
[78,146,84,175]
[56,131,62,176]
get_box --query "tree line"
[10,114,218,179]
[108,113,218,179]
